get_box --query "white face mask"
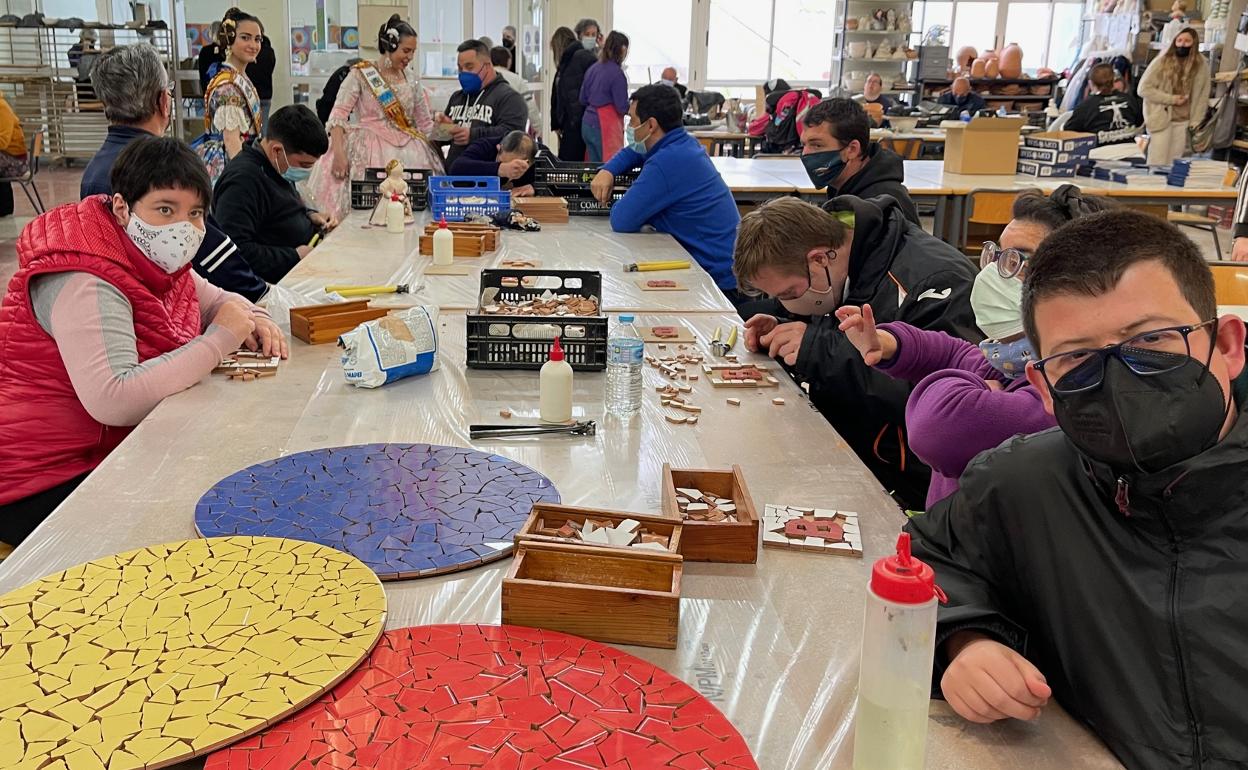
[779,262,839,317]
[125,212,205,274]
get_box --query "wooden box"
[423,222,499,250]
[418,233,487,257]
[513,196,570,223]
[289,300,390,345]
[661,464,760,564]
[502,542,682,648]
[516,503,682,554]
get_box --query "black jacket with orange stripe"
[796,194,982,509]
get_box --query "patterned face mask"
[124,211,205,274]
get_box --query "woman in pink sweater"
[836,185,1111,508]
[0,136,286,545]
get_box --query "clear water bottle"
[605,314,644,414]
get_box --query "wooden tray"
[501,541,682,648]
[516,503,683,554]
[661,464,760,563]
[418,233,486,257]
[513,196,570,223]
[423,222,499,250]
[289,300,390,345]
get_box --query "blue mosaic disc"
[194,444,560,580]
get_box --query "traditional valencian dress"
[192,63,263,185]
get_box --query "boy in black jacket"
[908,211,1248,769]
[734,195,980,508]
[213,105,330,284]
[438,39,528,167]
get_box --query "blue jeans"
[581,120,603,162]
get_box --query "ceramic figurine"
[886,9,897,30]
[369,160,413,226]
[898,14,912,33]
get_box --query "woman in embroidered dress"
[193,8,264,184]
[307,15,445,221]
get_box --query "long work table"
[0,211,1120,769]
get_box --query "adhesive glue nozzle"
[550,336,565,362]
[439,217,449,229]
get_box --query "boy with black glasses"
[906,209,1248,769]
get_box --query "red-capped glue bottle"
[853,532,946,770]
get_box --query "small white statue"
[369,160,414,227]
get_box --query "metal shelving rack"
[833,0,926,103]
[0,25,182,163]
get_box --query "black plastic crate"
[531,160,638,215]
[532,185,626,216]
[350,167,430,211]
[466,269,607,371]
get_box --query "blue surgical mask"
[978,337,1035,379]
[661,78,677,87]
[801,149,846,189]
[625,121,651,154]
[277,147,312,183]
[458,70,483,94]
[581,36,597,50]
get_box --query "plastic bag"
[339,306,440,388]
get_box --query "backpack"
[763,90,821,153]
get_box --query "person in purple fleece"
[835,185,1112,508]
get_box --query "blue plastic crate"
[429,176,511,221]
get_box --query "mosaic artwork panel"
[195,444,561,581]
[206,624,759,770]
[0,537,387,770]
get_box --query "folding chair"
[1209,263,1248,305]
[0,131,44,214]
[1168,210,1223,260]
[959,189,1019,255]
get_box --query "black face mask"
[1174,45,1192,58]
[1052,354,1228,474]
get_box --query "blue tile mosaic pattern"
[194,444,560,580]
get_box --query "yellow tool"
[625,260,691,272]
[324,284,411,298]
[308,232,321,249]
[712,325,738,355]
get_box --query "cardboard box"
[1016,160,1077,178]
[1024,131,1097,154]
[1018,145,1088,165]
[942,117,1027,175]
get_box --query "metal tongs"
[470,420,597,439]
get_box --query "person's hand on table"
[309,211,338,231]
[296,244,313,259]
[500,159,529,180]
[449,124,471,145]
[244,314,290,359]
[590,169,615,205]
[941,631,1051,724]
[1232,236,1248,262]
[761,321,808,366]
[511,183,535,197]
[744,314,778,352]
[835,304,896,366]
[212,300,255,341]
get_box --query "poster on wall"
[291,25,313,75]
[185,23,214,56]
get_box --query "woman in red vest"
[0,136,286,545]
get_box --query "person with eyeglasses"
[904,209,1248,769]
[833,186,1111,508]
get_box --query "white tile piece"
[676,487,702,499]
[616,519,640,534]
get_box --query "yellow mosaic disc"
[0,537,387,770]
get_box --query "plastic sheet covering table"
[0,312,1120,769]
[279,211,735,314]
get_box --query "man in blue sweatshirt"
[590,84,741,301]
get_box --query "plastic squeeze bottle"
[385,193,405,233]
[539,336,573,424]
[432,217,454,265]
[853,532,946,770]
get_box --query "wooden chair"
[880,137,923,160]
[959,189,1019,255]
[1209,263,1248,305]
[0,132,44,214]
[1168,210,1223,260]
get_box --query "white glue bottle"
[385,193,405,233]
[853,532,945,770]
[432,217,454,266]
[539,336,573,424]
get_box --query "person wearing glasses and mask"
[799,98,918,224]
[213,105,330,283]
[906,210,1248,769]
[833,186,1111,508]
[733,194,979,510]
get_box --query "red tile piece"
[206,626,758,770]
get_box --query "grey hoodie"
[443,76,528,166]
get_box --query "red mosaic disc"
[205,624,758,770]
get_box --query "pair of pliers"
[711,326,738,356]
